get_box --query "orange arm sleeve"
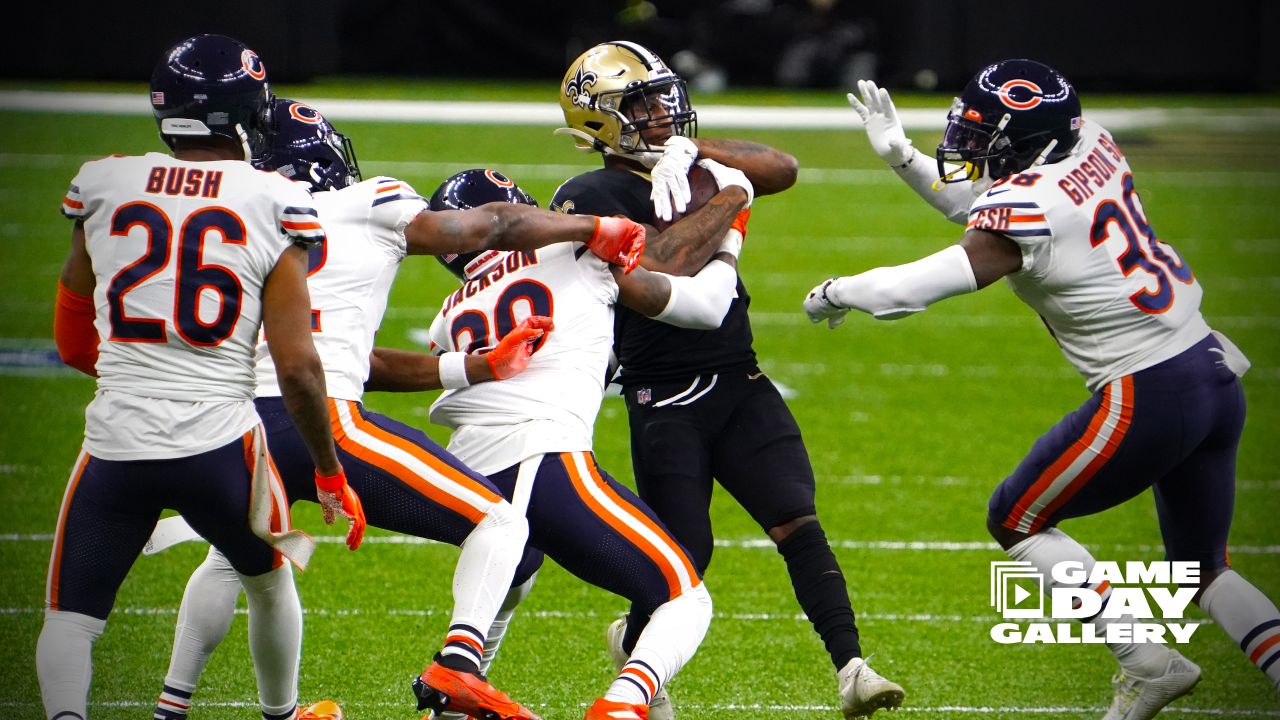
[54,282,99,377]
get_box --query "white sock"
[37,609,105,720]
[157,547,242,718]
[480,573,537,674]
[604,583,712,706]
[239,564,301,717]
[440,502,529,671]
[1007,529,1169,676]
[1199,569,1280,691]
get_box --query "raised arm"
[405,203,644,271]
[847,80,974,224]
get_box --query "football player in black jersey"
[550,40,905,719]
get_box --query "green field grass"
[0,87,1278,720]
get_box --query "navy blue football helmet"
[429,169,538,280]
[255,98,361,192]
[936,59,1082,183]
[150,34,272,161]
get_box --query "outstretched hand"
[803,278,850,329]
[847,79,914,167]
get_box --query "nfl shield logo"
[636,388,651,405]
[151,91,165,105]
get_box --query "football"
[653,163,721,231]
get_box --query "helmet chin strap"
[1030,138,1060,168]
[235,123,253,162]
[553,127,662,168]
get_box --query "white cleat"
[1102,649,1201,720]
[607,616,675,720]
[837,657,905,719]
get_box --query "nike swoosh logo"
[987,188,1012,196]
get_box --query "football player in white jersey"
[806,59,1279,717]
[143,100,647,720]
[423,166,748,720]
[42,35,364,720]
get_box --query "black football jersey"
[551,167,757,385]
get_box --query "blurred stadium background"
[2,2,1278,719]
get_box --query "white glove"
[696,158,754,208]
[847,79,914,167]
[803,278,850,329]
[650,136,699,222]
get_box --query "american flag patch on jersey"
[279,206,326,245]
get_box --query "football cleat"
[412,661,540,720]
[297,699,344,720]
[583,698,649,720]
[606,616,674,720]
[837,657,905,719]
[1101,649,1201,720]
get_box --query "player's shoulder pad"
[551,170,622,216]
[364,176,424,208]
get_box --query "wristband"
[315,469,346,493]
[438,351,471,390]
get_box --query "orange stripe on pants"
[330,400,497,524]
[582,454,699,588]
[560,452,687,599]
[47,451,90,610]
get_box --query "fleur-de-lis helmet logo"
[565,65,598,109]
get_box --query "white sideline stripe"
[7,151,1280,189]
[5,90,1280,131]
[0,700,1271,716]
[2,533,1277,554]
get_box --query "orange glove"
[586,216,645,273]
[315,468,366,550]
[730,208,751,240]
[486,316,554,380]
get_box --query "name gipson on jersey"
[1057,133,1124,206]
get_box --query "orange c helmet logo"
[997,79,1043,111]
[485,169,515,188]
[288,103,322,124]
[241,49,266,80]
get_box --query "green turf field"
[0,85,1277,719]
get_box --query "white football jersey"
[255,176,425,401]
[61,152,323,460]
[428,243,618,475]
[966,121,1210,390]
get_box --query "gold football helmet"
[556,41,697,164]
